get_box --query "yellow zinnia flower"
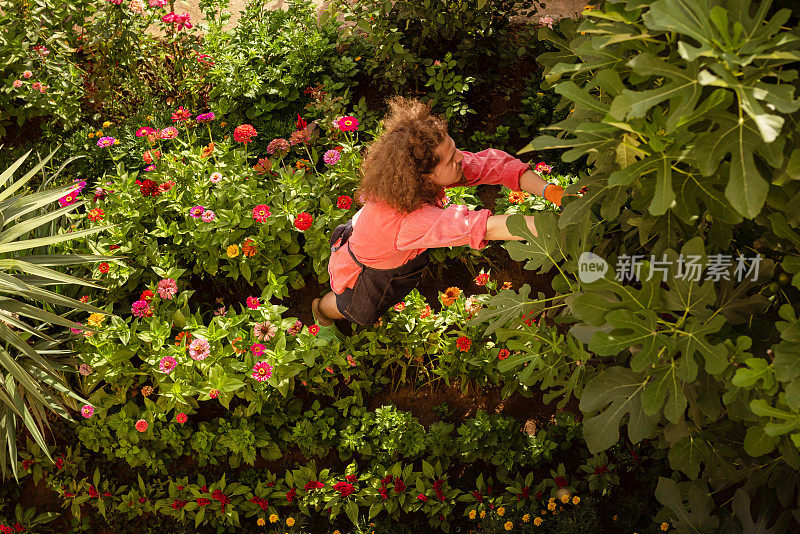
[504,521,513,531]
[87,313,105,327]
[534,517,543,526]
[286,517,295,526]
[226,244,240,258]
[572,496,580,505]
[269,514,278,523]
[523,514,530,522]
[102,121,111,127]
[468,509,476,519]
[257,517,265,526]
[497,506,505,516]
[561,494,570,504]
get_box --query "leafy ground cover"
[2,0,800,533]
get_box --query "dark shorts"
[330,222,429,326]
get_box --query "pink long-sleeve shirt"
[328,148,530,294]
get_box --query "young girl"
[311,97,563,332]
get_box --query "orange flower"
[201,142,214,158]
[295,159,311,170]
[175,331,193,347]
[231,336,243,354]
[508,191,530,204]
[502,282,512,290]
[441,287,461,306]
[242,238,258,258]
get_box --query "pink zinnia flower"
[174,12,192,31]
[131,299,152,318]
[539,15,554,28]
[246,296,260,309]
[266,138,289,155]
[347,354,356,366]
[71,322,84,335]
[336,116,359,131]
[22,70,32,78]
[251,361,273,382]
[171,106,191,122]
[251,343,266,357]
[534,162,553,174]
[209,389,219,398]
[145,164,155,171]
[252,204,270,222]
[59,192,79,207]
[188,338,211,360]
[136,127,155,137]
[201,210,216,222]
[148,0,166,7]
[474,273,489,286]
[323,150,341,165]
[161,11,176,22]
[81,404,94,418]
[210,172,222,184]
[96,136,116,148]
[135,419,148,432]
[175,412,188,423]
[159,356,177,373]
[159,126,178,140]
[12,80,22,88]
[196,112,215,123]
[78,363,93,375]
[253,321,277,341]
[189,205,205,218]
[157,278,177,299]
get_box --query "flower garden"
[2,0,800,533]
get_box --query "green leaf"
[344,500,359,525]
[667,436,709,480]
[743,425,780,456]
[654,477,719,533]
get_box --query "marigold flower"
[508,190,530,204]
[547,501,556,511]
[159,356,177,373]
[534,517,543,526]
[468,510,476,519]
[560,494,570,504]
[497,506,505,516]
[441,287,461,306]
[456,336,471,352]
[504,521,513,531]
[523,513,530,522]
[660,522,669,532]
[233,124,257,144]
[269,513,279,523]
[336,195,352,209]
[256,518,265,526]
[480,510,486,518]
[135,419,148,432]
[572,496,580,505]
[87,313,105,327]
[141,385,153,396]
[336,116,359,131]
[81,404,94,418]
[294,212,313,231]
[323,149,341,165]
[252,204,270,222]
[188,338,211,360]
[159,126,178,140]
[226,244,240,258]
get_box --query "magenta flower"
[174,12,192,31]
[323,149,341,165]
[252,204,270,222]
[71,322,84,335]
[251,343,266,357]
[157,278,177,299]
[189,205,205,218]
[136,126,155,137]
[188,338,210,361]
[266,138,289,155]
[336,116,359,131]
[81,404,94,418]
[246,296,260,309]
[161,12,175,22]
[96,136,116,148]
[534,162,553,174]
[196,112,215,123]
[159,356,177,373]
[201,210,216,222]
[251,361,273,382]
[131,299,151,317]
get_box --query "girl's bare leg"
[313,292,344,326]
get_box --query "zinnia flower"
[289,128,311,146]
[87,207,104,221]
[336,195,352,209]
[201,210,216,222]
[308,324,320,336]
[157,278,177,299]
[159,126,178,139]
[246,296,260,309]
[253,157,272,175]
[96,136,116,148]
[294,212,313,231]
[59,191,79,207]
[539,15,554,28]
[23,70,33,78]
[266,138,289,155]
[287,320,302,336]
[143,149,161,163]
[135,419,148,432]
[159,356,177,373]
[233,124,257,144]
[189,205,205,218]
[508,191,530,204]
[188,338,211,360]
[242,238,258,257]
[534,162,553,174]
[176,412,188,423]
[149,0,166,5]
[336,116,359,131]
[456,335,471,351]
[131,300,152,318]
[140,289,154,301]
[251,361,272,382]
[98,262,110,273]
[474,273,489,285]
[81,404,94,418]
[136,127,155,137]
[136,178,160,197]
[253,321,277,341]
[323,149,341,165]
[226,244,240,258]
[251,343,266,357]
[87,313,105,327]
[196,112,215,123]
[12,80,22,88]
[172,106,191,122]
[252,204,270,222]
[210,172,222,183]
[78,363,93,375]
[498,348,510,360]
[441,287,461,306]
[129,0,144,14]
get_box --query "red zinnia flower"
[336,195,352,209]
[135,179,160,197]
[456,336,471,352]
[233,124,257,144]
[309,324,320,336]
[87,207,104,221]
[143,149,161,164]
[171,106,191,122]
[175,413,188,423]
[135,419,148,432]
[294,212,313,231]
[98,263,110,273]
[498,348,510,360]
[474,273,489,286]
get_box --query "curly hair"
[357,97,448,213]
